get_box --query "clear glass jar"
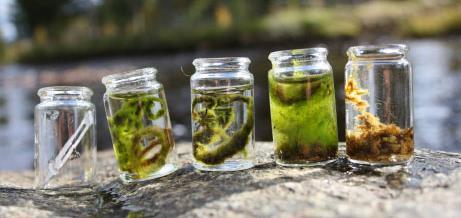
[102,68,177,182]
[345,44,414,166]
[191,57,255,171]
[34,86,96,189]
[268,48,338,167]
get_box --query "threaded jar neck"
[347,44,408,60]
[102,68,158,92]
[38,86,93,101]
[193,57,251,72]
[269,47,328,67]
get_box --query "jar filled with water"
[34,86,96,189]
[345,44,414,165]
[268,48,338,167]
[102,68,177,182]
[191,57,255,171]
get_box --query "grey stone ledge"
[0,142,460,218]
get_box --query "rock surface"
[0,142,461,217]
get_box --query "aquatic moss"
[192,92,254,165]
[345,75,414,163]
[269,71,338,164]
[107,92,174,179]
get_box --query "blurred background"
[0,0,461,170]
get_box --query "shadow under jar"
[191,57,255,171]
[34,86,96,189]
[268,48,339,167]
[345,44,414,166]
[102,68,177,183]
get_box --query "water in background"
[1,39,460,170]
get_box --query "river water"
[0,39,460,170]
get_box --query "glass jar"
[268,48,338,167]
[102,68,177,182]
[191,57,255,171]
[345,44,414,165]
[34,86,96,189]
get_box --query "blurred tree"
[13,0,73,40]
[97,0,143,34]
[0,34,5,60]
[215,3,232,28]
[226,0,271,27]
[185,0,213,26]
[13,0,96,43]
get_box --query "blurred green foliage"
[0,96,5,107]
[0,96,6,125]
[6,0,461,63]
[14,0,74,39]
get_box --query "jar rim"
[37,86,93,98]
[101,67,157,87]
[268,47,328,63]
[347,44,408,60]
[193,57,251,71]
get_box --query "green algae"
[106,92,174,179]
[192,87,254,165]
[269,71,338,164]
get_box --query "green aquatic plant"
[192,91,254,165]
[107,92,174,179]
[269,71,338,164]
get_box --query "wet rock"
[0,142,460,217]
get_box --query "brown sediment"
[345,75,413,163]
[275,142,338,164]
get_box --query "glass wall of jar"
[191,57,255,171]
[268,48,338,167]
[34,86,96,189]
[102,68,177,182]
[345,44,414,166]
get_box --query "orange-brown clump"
[345,77,368,111]
[345,75,413,164]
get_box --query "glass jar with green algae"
[268,48,339,167]
[191,57,255,171]
[102,68,177,183]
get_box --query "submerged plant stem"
[107,92,174,179]
[192,91,254,165]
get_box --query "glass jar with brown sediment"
[345,44,414,166]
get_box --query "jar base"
[275,158,336,167]
[348,156,413,167]
[193,160,254,172]
[119,163,177,183]
[35,182,94,190]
